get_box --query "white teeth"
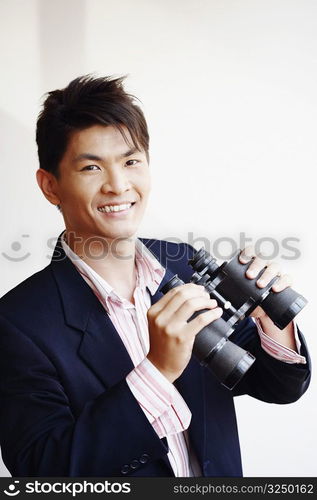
[98,203,133,213]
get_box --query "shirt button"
[130,459,140,469]
[121,464,130,474]
[139,453,149,464]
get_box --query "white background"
[0,0,316,477]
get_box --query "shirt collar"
[60,231,165,308]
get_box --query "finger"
[239,246,256,263]
[245,256,271,279]
[173,296,219,322]
[271,274,293,292]
[149,283,208,317]
[255,262,280,288]
[158,294,217,329]
[249,305,266,319]
[185,307,223,337]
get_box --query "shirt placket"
[131,287,150,359]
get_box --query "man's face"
[52,124,151,246]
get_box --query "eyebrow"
[73,147,139,163]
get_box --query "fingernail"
[247,270,256,278]
[240,256,251,263]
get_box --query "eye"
[81,165,101,171]
[125,159,140,167]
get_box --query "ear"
[36,168,61,206]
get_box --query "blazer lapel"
[78,307,135,388]
[174,360,206,470]
[50,233,134,388]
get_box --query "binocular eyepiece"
[159,248,307,390]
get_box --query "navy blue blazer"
[0,234,311,477]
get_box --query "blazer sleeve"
[230,316,311,402]
[0,314,169,477]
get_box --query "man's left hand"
[239,245,292,319]
[238,246,297,351]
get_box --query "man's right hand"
[146,283,223,383]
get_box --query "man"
[0,75,311,477]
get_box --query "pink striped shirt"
[61,232,305,476]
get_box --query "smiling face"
[37,124,151,248]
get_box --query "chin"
[97,229,137,241]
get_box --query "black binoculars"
[159,248,307,390]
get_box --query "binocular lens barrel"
[205,251,308,330]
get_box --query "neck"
[64,230,137,294]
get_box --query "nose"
[100,166,131,195]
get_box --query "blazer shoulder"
[0,264,56,318]
[139,237,195,261]
[139,237,196,283]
